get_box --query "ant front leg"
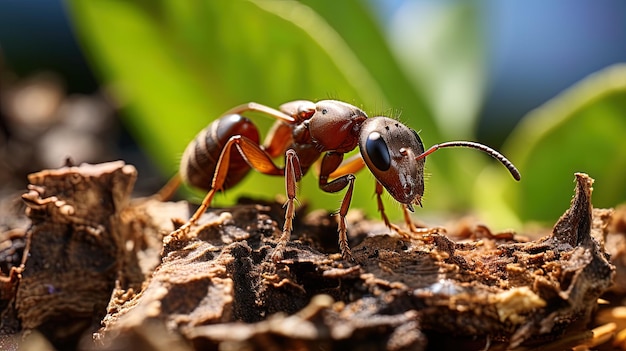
[375,182,443,239]
[319,152,363,261]
[374,181,404,235]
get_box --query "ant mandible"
[161,100,520,262]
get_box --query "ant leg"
[400,205,443,236]
[270,149,302,262]
[319,152,363,261]
[171,135,283,240]
[375,181,405,236]
[222,102,296,123]
[327,153,365,178]
[375,182,442,239]
[170,148,234,239]
[336,175,355,261]
[263,122,294,158]
[319,174,356,261]
[208,136,296,261]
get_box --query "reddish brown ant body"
[164,100,520,261]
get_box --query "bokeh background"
[1,0,625,229]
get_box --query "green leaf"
[295,0,435,134]
[387,2,485,140]
[476,64,626,226]
[68,1,356,200]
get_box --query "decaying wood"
[0,161,138,349]
[98,171,613,350]
[0,162,621,351]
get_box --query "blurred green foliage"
[476,64,626,226]
[67,0,626,227]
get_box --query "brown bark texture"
[0,161,624,351]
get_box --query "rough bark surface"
[0,161,138,350]
[0,162,620,351]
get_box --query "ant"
[160,100,520,262]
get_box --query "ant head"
[359,117,426,210]
[308,100,368,153]
[359,117,521,210]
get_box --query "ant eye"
[366,132,391,171]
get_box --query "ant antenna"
[415,141,521,181]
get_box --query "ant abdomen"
[180,114,260,192]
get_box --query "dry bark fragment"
[0,161,616,350]
[0,193,30,329]
[0,161,137,350]
[409,173,614,348]
[605,205,626,294]
[94,173,614,351]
